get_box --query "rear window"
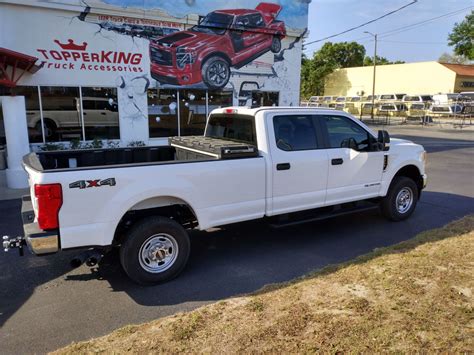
[205,113,256,145]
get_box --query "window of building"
[273,115,318,151]
[149,89,232,138]
[39,86,81,142]
[208,90,233,110]
[179,90,207,136]
[0,86,120,144]
[148,88,179,138]
[81,87,119,140]
[321,115,373,152]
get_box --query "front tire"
[120,216,190,285]
[381,177,418,221]
[201,56,230,90]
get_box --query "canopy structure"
[0,47,42,88]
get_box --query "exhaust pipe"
[70,252,89,268]
[85,250,103,267]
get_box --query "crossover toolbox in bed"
[169,136,258,160]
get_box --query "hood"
[153,30,223,50]
[390,137,424,153]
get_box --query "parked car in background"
[150,2,286,89]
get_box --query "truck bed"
[23,136,258,172]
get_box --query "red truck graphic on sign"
[150,2,286,89]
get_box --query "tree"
[448,10,474,60]
[300,41,366,97]
[363,55,405,66]
[438,52,471,64]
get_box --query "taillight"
[34,184,62,230]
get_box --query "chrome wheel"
[207,61,229,86]
[396,187,413,214]
[138,234,179,273]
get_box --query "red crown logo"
[54,39,88,51]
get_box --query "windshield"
[206,113,257,145]
[192,12,234,35]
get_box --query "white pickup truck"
[4,107,427,285]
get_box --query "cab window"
[273,115,319,151]
[321,116,375,152]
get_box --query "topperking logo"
[36,39,144,73]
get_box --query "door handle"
[331,158,344,165]
[276,163,291,171]
[101,112,106,115]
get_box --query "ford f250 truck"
[3,107,427,285]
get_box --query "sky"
[305,0,473,63]
[103,0,310,30]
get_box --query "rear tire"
[120,216,190,285]
[381,176,418,221]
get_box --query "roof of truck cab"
[210,106,348,117]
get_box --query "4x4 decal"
[69,178,116,189]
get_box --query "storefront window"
[148,89,179,138]
[252,91,279,106]
[179,90,207,136]
[148,89,232,138]
[40,86,81,142]
[208,90,233,112]
[81,87,119,140]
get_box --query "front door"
[269,113,328,216]
[319,115,384,205]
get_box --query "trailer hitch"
[3,236,27,256]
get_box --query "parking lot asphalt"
[1,128,473,354]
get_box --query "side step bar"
[269,203,380,229]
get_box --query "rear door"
[319,114,384,204]
[268,113,329,215]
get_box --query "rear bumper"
[22,196,59,255]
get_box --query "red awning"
[0,47,43,88]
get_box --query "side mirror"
[198,15,204,25]
[378,130,390,151]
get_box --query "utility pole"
[364,31,377,120]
